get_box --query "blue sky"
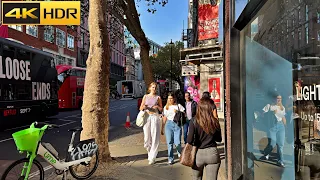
[136,0,248,46]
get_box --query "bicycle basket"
[12,128,42,153]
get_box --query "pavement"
[0,98,227,180]
[87,118,227,180]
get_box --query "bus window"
[57,71,67,85]
[0,84,16,101]
[16,83,31,100]
[69,69,77,76]
[76,70,82,77]
[3,45,15,59]
[77,88,84,96]
[50,57,55,68]
[17,49,31,61]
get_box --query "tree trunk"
[81,0,112,162]
[140,42,154,86]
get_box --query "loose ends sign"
[1,1,80,25]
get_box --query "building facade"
[226,0,320,179]
[124,28,162,81]
[181,0,224,116]
[125,47,136,80]
[76,4,126,85]
[7,25,77,67]
[77,0,90,67]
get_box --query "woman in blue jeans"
[162,92,185,165]
[260,94,287,167]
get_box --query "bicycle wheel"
[69,151,99,179]
[1,158,44,180]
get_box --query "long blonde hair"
[165,92,176,110]
[147,82,157,95]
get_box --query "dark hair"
[196,98,220,134]
[202,91,210,99]
[185,92,191,96]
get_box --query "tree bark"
[140,42,154,86]
[81,0,112,162]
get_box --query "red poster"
[198,4,219,40]
[208,77,221,110]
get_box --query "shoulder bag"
[136,110,149,127]
[180,119,197,167]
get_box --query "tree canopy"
[151,41,184,85]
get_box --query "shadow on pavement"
[108,125,143,143]
[113,150,168,164]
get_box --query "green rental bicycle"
[1,122,99,180]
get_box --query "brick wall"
[7,25,77,64]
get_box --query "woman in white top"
[260,94,286,167]
[162,92,185,165]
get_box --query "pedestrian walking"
[139,82,163,165]
[162,92,185,165]
[202,91,218,119]
[183,92,197,144]
[187,98,222,180]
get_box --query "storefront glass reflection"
[240,0,320,179]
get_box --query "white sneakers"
[148,159,155,165]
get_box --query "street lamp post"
[169,39,174,91]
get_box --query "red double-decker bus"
[56,65,86,109]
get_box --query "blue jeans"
[183,119,191,143]
[264,121,285,162]
[165,120,182,162]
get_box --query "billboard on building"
[184,76,200,102]
[208,77,221,110]
[198,3,219,41]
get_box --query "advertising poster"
[208,77,221,110]
[198,3,219,40]
[184,76,200,102]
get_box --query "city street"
[0,98,139,178]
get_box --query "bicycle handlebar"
[34,121,59,128]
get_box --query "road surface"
[0,99,138,179]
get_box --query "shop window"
[56,55,65,65]
[236,0,320,179]
[67,58,73,66]
[26,25,38,37]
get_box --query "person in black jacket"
[187,97,222,180]
[184,92,197,144]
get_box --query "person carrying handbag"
[162,92,185,165]
[186,98,222,180]
[139,82,163,165]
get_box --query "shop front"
[229,0,320,179]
